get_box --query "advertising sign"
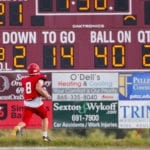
[0,100,53,129]
[0,72,52,100]
[53,101,118,128]
[119,101,150,128]
[119,72,150,100]
[52,72,118,101]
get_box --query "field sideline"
[0,147,149,150]
[0,129,150,148]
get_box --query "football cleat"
[11,126,23,137]
[43,136,51,142]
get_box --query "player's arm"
[35,79,51,99]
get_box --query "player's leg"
[42,117,51,142]
[36,104,51,142]
[11,121,26,136]
[11,106,33,137]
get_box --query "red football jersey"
[21,74,47,100]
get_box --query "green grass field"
[0,129,150,147]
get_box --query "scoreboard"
[0,0,150,70]
[1,0,150,129]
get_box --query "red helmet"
[27,63,40,75]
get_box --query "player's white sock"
[43,131,48,137]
